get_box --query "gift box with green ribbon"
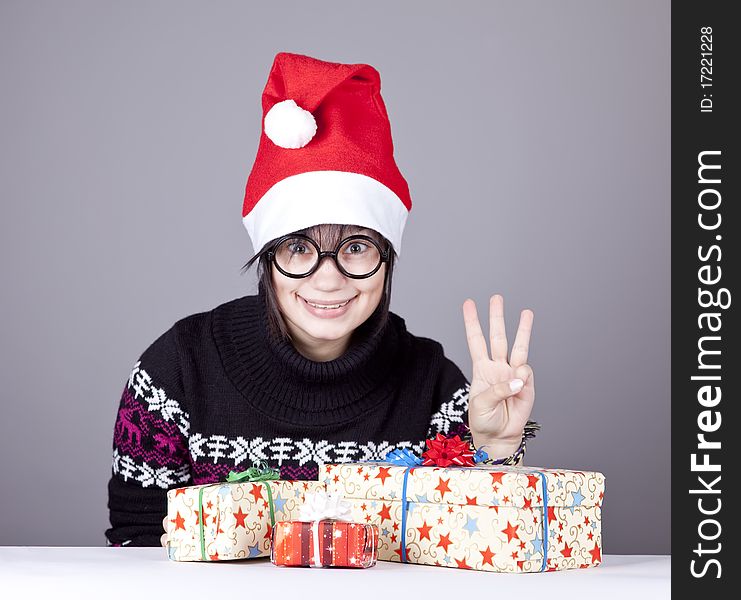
[322,439,605,573]
[165,464,325,561]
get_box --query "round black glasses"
[266,234,390,279]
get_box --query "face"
[271,225,387,358]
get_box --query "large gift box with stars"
[165,479,325,561]
[323,462,605,573]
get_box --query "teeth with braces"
[305,298,352,310]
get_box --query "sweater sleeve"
[426,356,471,439]
[104,327,193,547]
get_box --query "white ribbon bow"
[299,490,353,567]
[299,490,353,522]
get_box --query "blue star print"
[272,493,288,516]
[462,516,479,536]
[531,534,544,556]
[416,493,429,503]
[218,485,231,500]
[569,489,585,514]
[247,544,262,558]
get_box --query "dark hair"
[240,223,397,344]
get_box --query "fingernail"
[509,379,524,393]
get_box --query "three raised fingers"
[463,295,533,365]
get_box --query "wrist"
[471,434,521,461]
[468,421,541,466]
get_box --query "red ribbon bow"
[421,433,475,467]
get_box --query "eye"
[345,242,368,254]
[288,242,309,254]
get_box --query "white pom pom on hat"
[263,99,317,149]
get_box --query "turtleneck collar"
[211,289,408,426]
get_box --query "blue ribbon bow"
[384,448,423,466]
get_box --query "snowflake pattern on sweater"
[111,361,470,489]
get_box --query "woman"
[105,52,536,548]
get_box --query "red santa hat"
[242,52,412,257]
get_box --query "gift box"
[323,460,605,573]
[166,472,325,561]
[271,520,378,568]
[270,490,378,568]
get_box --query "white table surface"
[0,547,670,599]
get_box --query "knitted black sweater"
[105,290,470,546]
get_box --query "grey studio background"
[0,1,669,554]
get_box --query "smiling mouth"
[299,296,355,310]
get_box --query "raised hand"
[462,295,535,459]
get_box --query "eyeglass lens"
[274,237,381,276]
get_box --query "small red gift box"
[271,520,378,568]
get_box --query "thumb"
[475,378,525,407]
[514,364,534,386]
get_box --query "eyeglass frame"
[266,233,391,279]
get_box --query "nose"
[311,254,346,283]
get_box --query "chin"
[305,327,353,344]
[297,314,357,340]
